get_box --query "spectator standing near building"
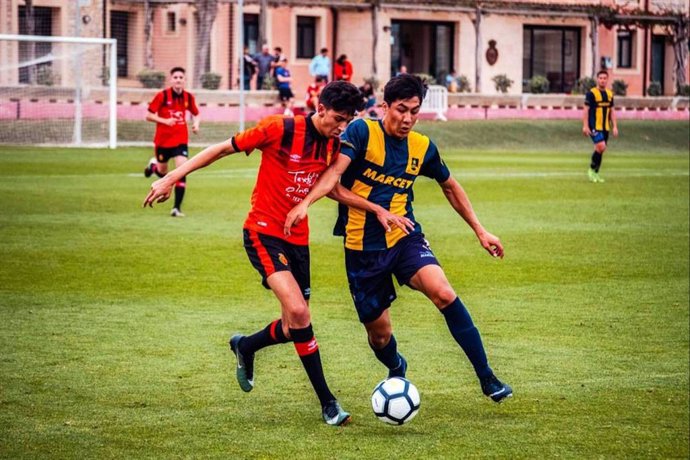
[334,55,353,82]
[275,57,295,116]
[309,48,331,82]
[271,47,286,88]
[243,47,257,90]
[358,81,377,118]
[254,44,276,90]
[306,76,326,112]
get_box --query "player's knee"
[432,287,457,309]
[286,304,311,328]
[596,144,606,154]
[368,331,392,349]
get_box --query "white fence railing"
[421,85,448,121]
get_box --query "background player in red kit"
[143,81,411,426]
[144,67,201,217]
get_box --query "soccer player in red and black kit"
[143,81,410,426]
[144,67,201,217]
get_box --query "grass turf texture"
[1,120,688,458]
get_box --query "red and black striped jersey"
[231,114,341,245]
[148,88,199,147]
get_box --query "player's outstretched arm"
[143,139,236,208]
[611,106,619,137]
[328,184,414,234]
[439,176,504,259]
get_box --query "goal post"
[0,34,117,149]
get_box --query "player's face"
[382,97,421,139]
[597,73,608,89]
[315,106,352,138]
[170,71,186,91]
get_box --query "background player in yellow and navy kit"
[583,70,619,183]
[143,81,407,426]
[285,74,513,403]
[145,67,201,217]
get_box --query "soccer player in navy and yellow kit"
[583,70,619,183]
[145,67,201,217]
[285,74,513,403]
[143,82,406,426]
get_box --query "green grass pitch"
[0,120,688,458]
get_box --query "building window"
[18,6,53,84]
[110,11,130,77]
[390,20,454,83]
[617,30,634,69]
[166,12,177,33]
[523,26,581,93]
[297,16,316,59]
[243,14,259,54]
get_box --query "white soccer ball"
[371,377,420,425]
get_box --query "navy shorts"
[155,144,189,163]
[590,130,609,144]
[243,229,311,300]
[344,232,441,324]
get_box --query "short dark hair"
[170,66,185,75]
[319,81,364,116]
[320,47,328,54]
[597,70,609,77]
[383,74,428,106]
[274,47,282,53]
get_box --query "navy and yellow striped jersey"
[334,118,451,251]
[585,88,614,131]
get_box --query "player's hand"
[192,122,200,134]
[374,208,415,234]
[161,118,175,127]
[477,230,504,259]
[143,178,174,208]
[612,126,619,137]
[582,126,591,137]
[284,202,308,237]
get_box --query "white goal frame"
[0,34,118,149]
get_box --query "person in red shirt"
[144,67,201,217]
[334,55,353,82]
[305,75,326,111]
[143,81,412,426]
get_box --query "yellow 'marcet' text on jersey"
[334,118,451,251]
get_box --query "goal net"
[0,34,117,148]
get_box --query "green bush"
[36,66,56,86]
[527,75,549,94]
[575,76,596,94]
[137,69,166,89]
[676,83,690,97]
[612,79,628,96]
[647,81,662,96]
[491,74,513,93]
[414,73,437,85]
[201,72,222,90]
[260,74,275,90]
[456,75,472,93]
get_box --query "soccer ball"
[371,377,420,425]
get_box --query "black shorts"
[344,232,441,324]
[243,229,311,300]
[279,87,294,101]
[155,144,189,163]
